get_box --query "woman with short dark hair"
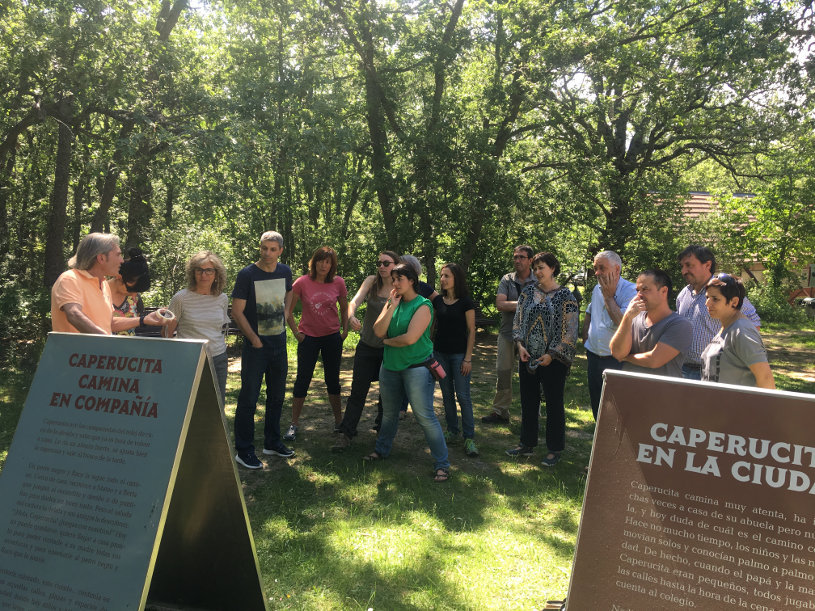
[507,252,578,467]
[701,274,774,389]
[164,250,231,407]
[284,246,349,441]
[365,263,450,482]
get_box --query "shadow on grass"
[243,455,581,609]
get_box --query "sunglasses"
[376,261,394,267]
[195,267,216,275]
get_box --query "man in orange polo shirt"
[51,233,168,334]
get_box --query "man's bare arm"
[63,303,107,334]
[581,312,591,343]
[622,343,680,369]
[495,293,517,312]
[232,298,262,348]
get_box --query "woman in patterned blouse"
[507,252,578,467]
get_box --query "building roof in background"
[684,192,756,221]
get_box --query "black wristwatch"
[139,314,147,327]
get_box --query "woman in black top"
[432,263,478,456]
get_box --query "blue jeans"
[233,340,288,453]
[435,352,474,439]
[212,351,229,409]
[376,365,449,470]
[682,364,702,381]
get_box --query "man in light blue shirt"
[582,250,637,420]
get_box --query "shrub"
[747,284,807,325]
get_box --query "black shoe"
[482,412,509,424]
[263,443,295,458]
[541,452,561,467]
[506,445,534,457]
[235,452,264,469]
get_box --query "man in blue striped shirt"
[676,245,761,380]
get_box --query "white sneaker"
[283,424,298,441]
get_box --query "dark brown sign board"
[567,370,815,611]
[0,333,268,611]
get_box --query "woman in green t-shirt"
[364,263,450,482]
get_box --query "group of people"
[480,244,774,469]
[225,235,477,483]
[51,232,774,480]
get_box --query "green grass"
[231,330,592,610]
[1,326,812,609]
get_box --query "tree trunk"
[0,141,15,256]
[362,33,399,251]
[285,174,295,263]
[43,96,74,287]
[91,120,134,233]
[125,146,153,251]
[72,174,87,251]
[164,182,175,225]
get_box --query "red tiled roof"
[684,192,757,222]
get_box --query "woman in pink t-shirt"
[284,246,349,441]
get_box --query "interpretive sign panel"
[568,370,815,611]
[0,333,267,611]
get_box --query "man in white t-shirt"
[581,250,637,420]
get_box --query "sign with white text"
[568,371,815,611]
[0,333,267,611]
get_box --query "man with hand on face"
[676,245,760,380]
[483,244,536,424]
[51,233,170,335]
[610,269,692,378]
[581,250,637,420]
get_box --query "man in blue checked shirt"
[676,245,761,381]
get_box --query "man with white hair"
[51,232,168,334]
[581,250,637,420]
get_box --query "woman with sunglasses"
[108,247,150,336]
[284,246,349,441]
[700,274,775,389]
[365,263,450,482]
[164,251,231,407]
[331,251,401,451]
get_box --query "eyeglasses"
[513,255,528,260]
[194,267,216,275]
[376,261,394,267]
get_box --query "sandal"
[363,451,386,461]
[434,468,450,483]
